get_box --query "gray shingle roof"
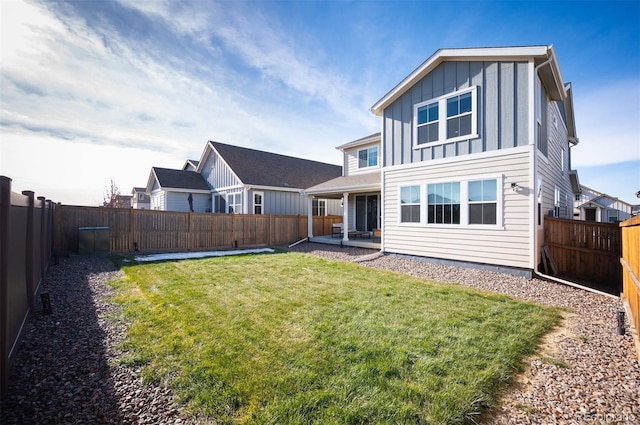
[152,167,210,191]
[209,141,342,189]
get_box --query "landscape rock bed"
[2,246,638,424]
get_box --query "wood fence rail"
[54,205,342,255]
[0,176,56,398]
[620,215,640,359]
[543,217,621,292]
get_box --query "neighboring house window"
[561,147,565,175]
[253,192,263,214]
[575,193,581,201]
[468,179,497,225]
[312,199,326,216]
[138,193,144,201]
[427,182,460,224]
[400,185,421,223]
[608,210,618,223]
[414,87,477,147]
[227,193,242,214]
[554,186,561,218]
[358,146,378,168]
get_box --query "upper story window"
[358,146,378,168]
[414,86,477,148]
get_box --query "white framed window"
[358,146,378,168]
[253,192,263,214]
[468,179,497,225]
[400,185,421,223]
[560,147,565,175]
[608,210,619,223]
[312,199,326,216]
[414,86,477,147]
[399,176,502,227]
[574,193,581,201]
[427,182,460,224]
[227,192,242,214]
[138,193,145,201]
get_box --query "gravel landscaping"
[2,245,638,424]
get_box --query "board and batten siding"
[246,190,342,216]
[201,148,241,190]
[537,99,573,220]
[343,143,380,176]
[383,148,533,269]
[383,61,530,167]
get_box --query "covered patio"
[303,172,381,250]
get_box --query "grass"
[111,251,561,425]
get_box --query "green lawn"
[112,251,561,425]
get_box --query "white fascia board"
[371,46,550,116]
[246,185,303,193]
[336,133,381,151]
[146,169,158,193]
[303,183,381,196]
[196,141,244,185]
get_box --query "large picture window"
[427,182,460,224]
[468,179,497,225]
[399,177,501,227]
[400,185,421,223]
[414,87,477,147]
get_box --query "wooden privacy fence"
[0,176,56,398]
[543,216,621,292]
[55,205,342,255]
[620,215,640,357]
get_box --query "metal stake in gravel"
[617,310,626,335]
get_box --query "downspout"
[528,53,554,273]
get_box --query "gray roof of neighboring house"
[209,141,342,189]
[132,187,146,193]
[152,167,210,191]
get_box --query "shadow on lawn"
[0,257,123,424]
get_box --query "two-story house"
[131,187,151,209]
[308,46,580,278]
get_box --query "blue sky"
[1,0,638,205]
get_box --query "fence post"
[37,197,46,291]
[22,191,35,313]
[0,176,11,398]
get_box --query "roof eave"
[370,45,551,116]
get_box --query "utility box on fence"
[78,227,110,255]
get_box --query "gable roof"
[183,159,199,170]
[132,187,146,193]
[205,141,342,189]
[336,133,381,151]
[148,167,210,192]
[371,45,567,116]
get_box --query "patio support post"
[342,192,349,242]
[307,196,313,238]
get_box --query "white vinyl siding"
[344,142,381,175]
[383,148,533,269]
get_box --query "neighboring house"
[131,187,150,209]
[146,167,211,212]
[197,141,342,215]
[304,133,382,234]
[309,45,581,278]
[574,185,635,222]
